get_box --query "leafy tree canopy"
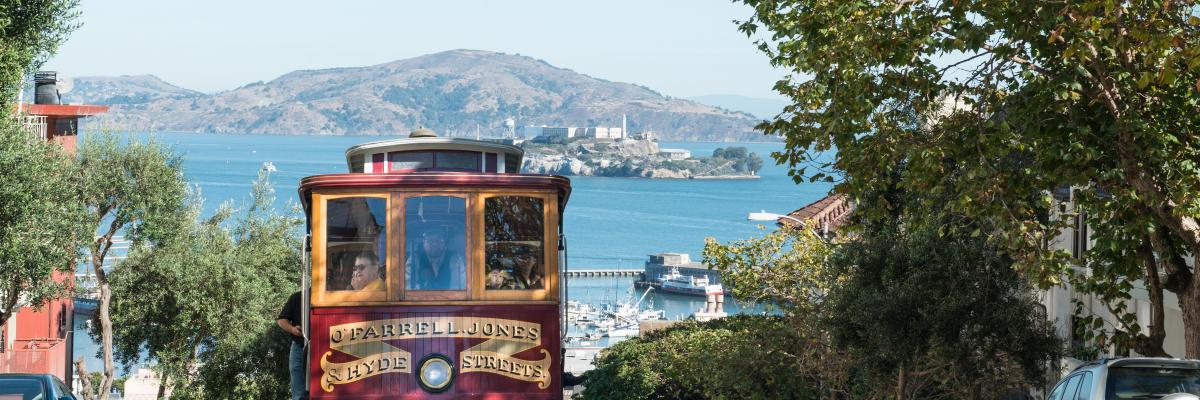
[581,316,823,400]
[107,172,302,399]
[0,0,80,103]
[736,0,1200,355]
[0,116,87,324]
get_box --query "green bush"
[581,316,819,400]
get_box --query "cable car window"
[325,197,387,292]
[484,196,544,290]
[390,151,434,171]
[435,151,480,171]
[406,196,467,291]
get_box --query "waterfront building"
[1,71,108,385]
[639,253,722,287]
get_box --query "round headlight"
[418,354,454,393]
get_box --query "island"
[520,137,763,179]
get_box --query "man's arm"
[278,318,302,337]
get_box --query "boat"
[262,161,277,172]
[655,267,724,296]
[603,324,639,338]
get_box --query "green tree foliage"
[78,132,189,400]
[0,0,81,103]
[703,226,832,316]
[0,117,87,326]
[581,316,824,400]
[735,0,1200,356]
[824,218,1060,399]
[107,172,301,399]
[711,146,764,174]
[700,181,1059,397]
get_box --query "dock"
[563,269,642,278]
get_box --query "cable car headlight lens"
[418,354,454,392]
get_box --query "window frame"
[311,192,394,306]
[398,191,473,301]
[475,190,559,301]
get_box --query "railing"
[17,115,48,140]
[0,339,66,376]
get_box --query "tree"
[0,0,81,103]
[0,116,87,327]
[78,132,189,400]
[736,0,1200,356]
[823,217,1060,399]
[107,172,302,399]
[582,316,826,400]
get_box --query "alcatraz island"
[521,135,763,179]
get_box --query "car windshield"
[1106,367,1200,399]
[0,378,44,400]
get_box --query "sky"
[43,0,788,100]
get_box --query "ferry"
[638,267,724,296]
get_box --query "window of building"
[390,151,434,171]
[435,151,480,171]
[405,196,467,291]
[325,197,387,292]
[484,196,545,290]
[505,153,520,173]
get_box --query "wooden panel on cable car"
[307,304,561,399]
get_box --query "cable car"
[298,128,570,398]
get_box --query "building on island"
[1,71,108,388]
[521,123,628,141]
[658,148,691,160]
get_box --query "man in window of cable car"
[408,229,465,290]
[350,252,384,291]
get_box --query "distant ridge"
[72,50,768,141]
[688,94,788,120]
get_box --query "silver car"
[1048,358,1200,400]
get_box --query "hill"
[74,50,767,141]
[64,74,202,105]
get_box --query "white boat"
[262,161,277,172]
[659,267,723,296]
[603,324,639,338]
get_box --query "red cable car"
[298,128,570,399]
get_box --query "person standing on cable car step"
[277,291,306,400]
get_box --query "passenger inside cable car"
[406,195,467,290]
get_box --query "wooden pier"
[563,269,642,277]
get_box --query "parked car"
[1048,358,1200,400]
[0,373,77,400]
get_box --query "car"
[1048,358,1200,400]
[0,373,77,400]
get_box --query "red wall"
[309,304,561,399]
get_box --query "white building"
[659,149,690,160]
[1042,190,1190,359]
[123,368,163,400]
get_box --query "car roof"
[1075,357,1200,372]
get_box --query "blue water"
[74,132,832,370]
[141,132,832,267]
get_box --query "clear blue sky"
[43,0,787,100]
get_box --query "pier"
[564,269,642,278]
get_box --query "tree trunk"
[897,364,907,400]
[1134,241,1169,357]
[1180,285,1200,358]
[96,280,114,400]
[156,374,169,399]
[74,357,94,400]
